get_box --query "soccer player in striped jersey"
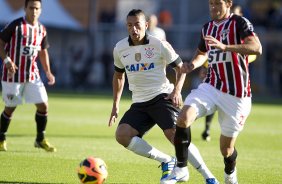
[200,3,257,143]
[108,9,218,184]
[0,0,56,152]
[163,0,262,184]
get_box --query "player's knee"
[177,115,193,128]
[36,102,48,112]
[177,107,196,128]
[220,146,234,157]
[4,107,16,116]
[115,129,131,147]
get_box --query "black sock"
[0,112,12,141]
[224,148,237,174]
[174,125,191,167]
[205,113,214,132]
[35,111,47,142]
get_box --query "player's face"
[126,14,148,44]
[209,0,232,21]
[25,1,42,25]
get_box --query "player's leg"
[188,143,218,183]
[0,82,23,151]
[218,92,251,184]
[220,135,238,184]
[161,105,196,184]
[116,103,172,163]
[202,113,215,141]
[0,107,16,151]
[33,102,56,152]
[25,80,56,152]
[162,83,218,184]
[117,98,175,182]
[163,127,216,180]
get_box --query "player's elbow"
[257,45,262,55]
[252,43,262,56]
[254,39,263,55]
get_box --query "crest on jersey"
[220,29,230,40]
[135,53,141,62]
[145,47,154,58]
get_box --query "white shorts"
[184,83,252,137]
[1,79,48,107]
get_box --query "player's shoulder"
[231,14,252,25]
[0,17,23,35]
[230,14,254,31]
[6,17,24,28]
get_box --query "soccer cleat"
[0,140,7,151]
[224,168,238,184]
[202,131,211,142]
[160,157,176,181]
[34,139,56,152]
[206,178,220,184]
[160,166,189,184]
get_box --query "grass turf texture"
[0,93,281,184]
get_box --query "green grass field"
[0,93,281,184]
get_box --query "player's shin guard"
[0,112,12,141]
[224,148,237,174]
[174,126,191,167]
[35,111,47,142]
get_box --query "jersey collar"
[128,34,150,46]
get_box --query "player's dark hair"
[127,9,146,20]
[25,0,41,8]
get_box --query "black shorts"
[119,93,180,137]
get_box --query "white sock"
[126,136,171,163]
[187,143,215,179]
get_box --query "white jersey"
[114,35,181,103]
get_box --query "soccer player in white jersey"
[108,9,218,184]
[0,0,56,152]
[163,0,262,184]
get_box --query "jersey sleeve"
[41,34,49,49]
[161,40,179,65]
[0,20,17,43]
[113,46,125,72]
[198,28,207,53]
[237,16,255,39]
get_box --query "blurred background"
[0,0,282,98]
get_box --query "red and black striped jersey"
[0,17,49,83]
[198,14,255,98]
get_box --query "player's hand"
[5,61,18,79]
[181,62,194,73]
[46,71,55,85]
[204,35,227,51]
[165,91,183,108]
[108,106,119,127]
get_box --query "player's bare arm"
[0,39,18,78]
[38,49,55,85]
[167,62,186,108]
[204,35,262,55]
[108,71,125,127]
[181,49,207,73]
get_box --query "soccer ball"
[77,157,108,184]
